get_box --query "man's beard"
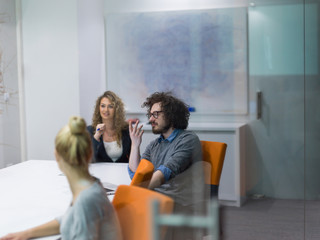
[151,121,171,134]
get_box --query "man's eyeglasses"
[146,111,163,119]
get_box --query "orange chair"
[201,141,227,197]
[130,159,154,188]
[112,185,174,240]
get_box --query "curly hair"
[91,91,128,146]
[142,92,190,129]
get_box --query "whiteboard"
[106,8,248,114]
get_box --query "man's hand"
[128,120,144,172]
[129,120,144,147]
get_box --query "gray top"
[142,130,202,179]
[56,179,121,240]
[142,130,207,206]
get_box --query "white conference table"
[0,160,131,239]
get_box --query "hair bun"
[69,116,86,135]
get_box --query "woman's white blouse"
[103,141,123,162]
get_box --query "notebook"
[102,182,118,195]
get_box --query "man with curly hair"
[128,92,206,212]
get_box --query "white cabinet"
[140,122,246,207]
[192,123,246,207]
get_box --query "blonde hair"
[92,91,128,146]
[55,116,92,171]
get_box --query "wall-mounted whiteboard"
[106,8,247,114]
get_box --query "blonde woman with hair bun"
[0,116,122,240]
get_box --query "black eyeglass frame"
[146,111,163,119]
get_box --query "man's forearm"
[128,145,141,172]
[148,170,165,190]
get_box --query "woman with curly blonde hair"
[87,91,131,163]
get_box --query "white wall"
[78,0,106,124]
[0,0,21,168]
[22,0,80,160]
[21,0,106,160]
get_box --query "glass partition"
[221,0,320,239]
[305,0,320,239]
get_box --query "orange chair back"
[201,141,227,196]
[130,159,154,188]
[112,185,174,240]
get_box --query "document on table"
[102,182,118,195]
